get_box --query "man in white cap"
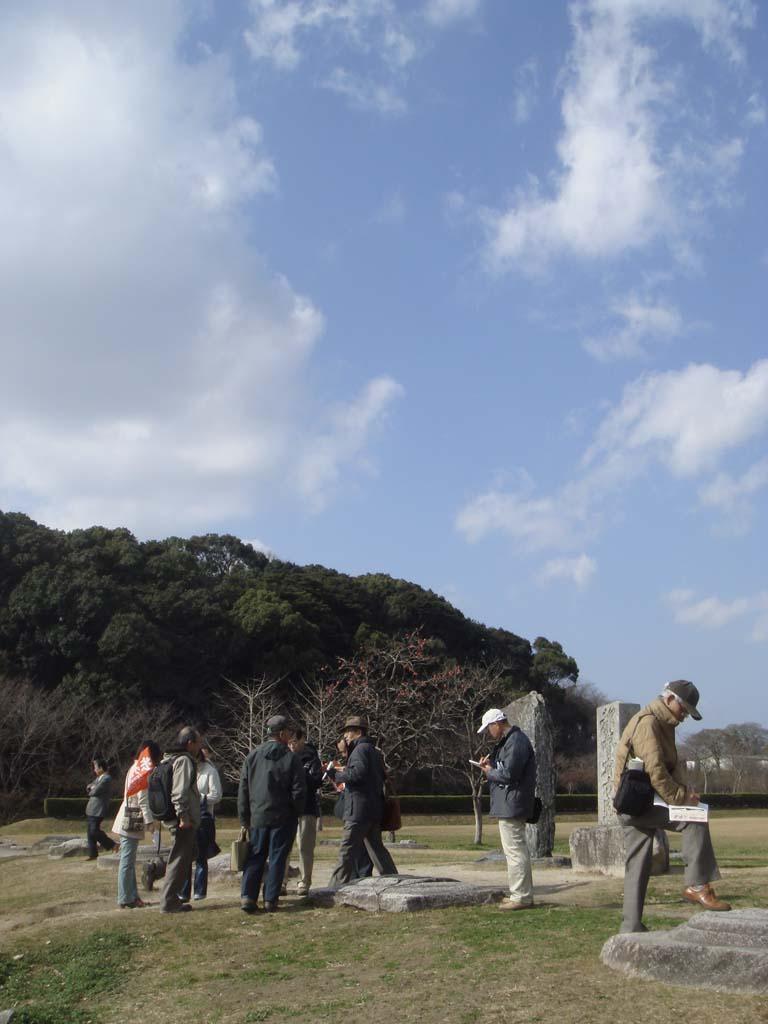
[614,680,731,933]
[477,708,536,910]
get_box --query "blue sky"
[1,0,767,730]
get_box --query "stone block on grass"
[311,875,507,912]
[601,909,768,994]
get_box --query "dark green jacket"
[238,740,306,828]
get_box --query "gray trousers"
[328,820,398,888]
[160,826,196,911]
[620,806,721,931]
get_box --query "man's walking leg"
[241,827,269,908]
[620,821,654,932]
[497,818,533,905]
[264,822,298,906]
[362,825,398,876]
[328,820,367,888]
[297,815,317,891]
[161,828,196,911]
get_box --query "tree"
[212,675,282,783]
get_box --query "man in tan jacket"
[614,680,730,933]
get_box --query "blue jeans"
[241,822,297,904]
[117,836,139,905]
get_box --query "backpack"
[147,757,182,822]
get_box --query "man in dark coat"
[478,707,536,910]
[238,715,306,912]
[326,716,398,888]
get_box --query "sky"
[1,0,766,731]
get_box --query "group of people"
[84,677,731,927]
[84,734,223,910]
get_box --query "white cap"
[477,708,507,734]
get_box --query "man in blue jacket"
[478,707,536,910]
[238,715,306,913]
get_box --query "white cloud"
[746,92,766,125]
[587,360,768,477]
[295,376,405,510]
[321,67,407,115]
[244,537,276,558]
[539,554,597,588]
[424,0,483,27]
[457,360,768,553]
[699,458,768,510]
[512,58,539,125]
[482,0,753,272]
[245,0,416,70]
[583,296,683,361]
[0,2,401,536]
[665,587,768,641]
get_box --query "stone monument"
[570,701,669,876]
[601,909,768,994]
[503,691,555,858]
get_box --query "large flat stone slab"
[311,875,507,912]
[601,909,768,994]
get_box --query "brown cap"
[665,680,702,721]
[341,716,368,733]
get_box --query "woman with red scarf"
[111,740,161,908]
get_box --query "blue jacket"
[487,726,536,820]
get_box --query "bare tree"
[212,675,282,782]
[416,663,514,844]
[288,675,346,761]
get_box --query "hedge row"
[42,792,768,820]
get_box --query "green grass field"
[1,814,767,1024]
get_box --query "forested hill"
[0,511,562,713]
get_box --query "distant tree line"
[681,723,768,794]
[0,510,595,821]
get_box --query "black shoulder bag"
[612,715,654,817]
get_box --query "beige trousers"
[497,818,534,904]
[295,814,318,889]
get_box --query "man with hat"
[326,716,398,887]
[477,708,537,910]
[614,680,731,933]
[238,715,306,912]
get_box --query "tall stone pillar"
[597,702,640,825]
[503,691,555,858]
[570,701,669,876]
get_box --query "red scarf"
[126,748,154,796]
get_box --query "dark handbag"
[380,776,402,832]
[613,714,654,817]
[526,796,542,824]
[380,796,401,832]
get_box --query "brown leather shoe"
[683,885,731,911]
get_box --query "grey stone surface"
[503,691,555,857]
[573,701,669,877]
[0,1008,15,1023]
[570,823,626,876]
[48,837,89,859]
[601,909,768,994]
[570,823,669,877]
[311,875,507,912]
[597,702,640,826]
